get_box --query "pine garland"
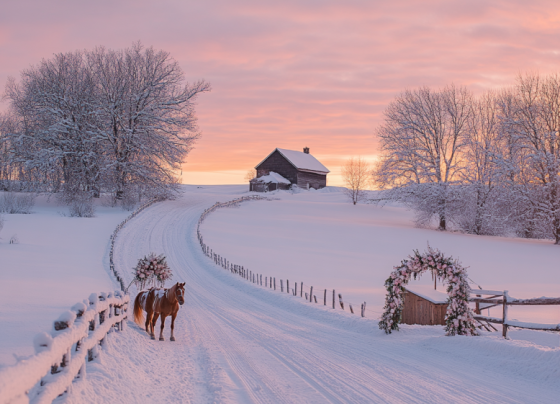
[379,246,477,336]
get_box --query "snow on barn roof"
[253,171,291,184]
[404,285,448,304]
[256,148,330,174]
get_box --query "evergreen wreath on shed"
[379,245,477,336]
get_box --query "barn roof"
[256,148,330,174]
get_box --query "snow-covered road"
[79,186,559,403]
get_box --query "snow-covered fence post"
[338,293,344,310]
[333,290,335,309]
[349,304,354,314]
[309,286,313,302]
[280,279,284,292]
[274,278,276,290]
[301,282,303,298]
[324,289,327,305]
[294,282,297,297]
[502,291,509,339]
[286,280,289,294]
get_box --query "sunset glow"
[2,0,560,185]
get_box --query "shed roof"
[256,148,330,174]
[251,171,291,184]
[404,285,448,304]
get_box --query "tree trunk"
[438,214,446,231]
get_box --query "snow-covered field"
[0,195,129,368]
[200,187,560,325]
[1,185,559,403]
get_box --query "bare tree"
[373,85,473,229]
[342,157,370,204]
[244,169,256,182]
[454,91,507,235]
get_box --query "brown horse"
[133,282,185,341]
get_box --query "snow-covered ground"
[201,186,560,326]
[2,185,559,403]
[0,194,129,368]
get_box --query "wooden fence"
[109,197,163,291]
[470,290,560,338]
[0,291,129,404]
[197,197,367,317]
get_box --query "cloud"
[3,0,560,185]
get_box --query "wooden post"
[287,280,289,294]
[333,289,335,309]
[260,274,262,286]
[300,282,303,297]
[295,282,298,297]
[281,279,284,292]
[314,295,317,303]
[265,277,267,288]
[338,293,344,310]
[502,290,509,339]
[349,305,354,314]
[305,292,309,300]
[361,302,366,317]
[309,286,313,302]
[274,278,276,290]
[324,289,327,305]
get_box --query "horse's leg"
[151,312,160,340]
[145,308,152,335]
[159,314,167,341]
[170,312,177,341]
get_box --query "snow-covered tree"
[87,43,210,202]
[373,85,473,229]
[342,157,370,205]
[452,91,509,235]
[498,74,560,243]
[2,43,210,208]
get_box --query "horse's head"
[175,282,185,305]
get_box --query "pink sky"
[2,0,560,185]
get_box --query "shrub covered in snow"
[0,191,36,214]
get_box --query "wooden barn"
[251,147,330,191]
[401,286,448,326]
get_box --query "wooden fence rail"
[0,291,129,404]
[196,197,367,318]
[470,290,560,338]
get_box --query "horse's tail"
[133,293,145,326]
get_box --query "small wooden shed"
[402,286,448,326]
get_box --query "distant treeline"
[374,74,560,244]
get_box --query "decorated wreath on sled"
[378,245,477,336]
[132,253,172,290]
